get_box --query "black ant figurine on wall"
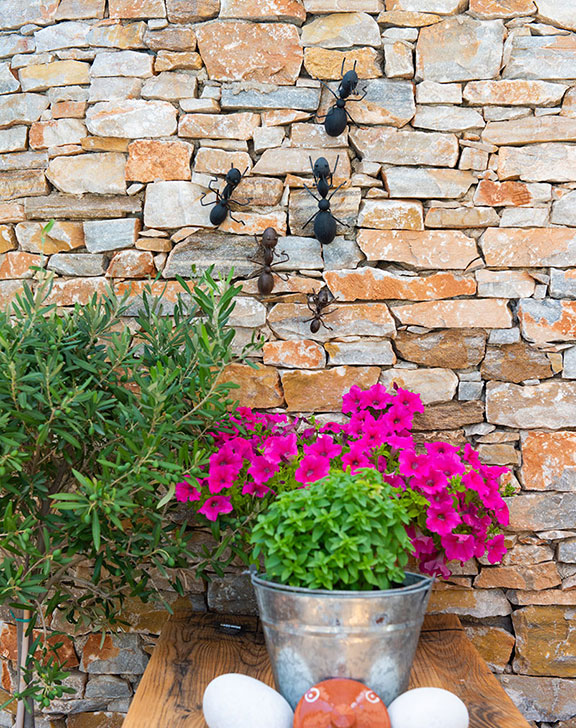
[200,164,249,226]
[317,59,367,137]
[249,227,289,295]
[306,285,335,334]
[303,156,348,246]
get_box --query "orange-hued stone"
[0,225,16,253]
[263,339,326,369]
[126,140,192,182]
[193,148,252,176]
[45,278,107,306]
[282,366,380,412]
[475,562,561,590]
[513,606,576,677]
[234,177,284,206]
[463,625,515,672]
[474,179,534,207]
[481,342,553,383]
[482,228,576,267]
[0,251,43,279]
[220,0,306,23]
[262,109,311,126]
[324,269,476,301]
[219,210,287,236]
[0,203,25,224]
[304,47,382,80]
[377,10,442,26]
[469,0,535,18]
[358,199,424,230]
[294,679,391,728]
[218,363,284,408]
[393,299,512,329]
[106,250,156,278]
[196,21,303,84]
[179,112,260,140]
[154,51,203,72]
[0,622,78,668]
[522,431,576,491]
[464,80,567,107]
[357,229,477,269]
[518,299,576,344]
[52,101,87,118]
[68,713,125,728]
[15,221,85,255]
[395,329,486,368]
[109,0,166,17]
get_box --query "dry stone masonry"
[1,0,576,726]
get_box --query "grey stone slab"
[25,195,142,219]
[326,339,396,365]
[85,675,131,699]
[80,634,148,674]
[207,572,257,616]
[164,232,260,278]
[0,93,49,126]
[551,190,576,226]
[221,85,321,111]
[275,236,323,271]
[48,253,107,277]
[563,346,576,379]
[504,35,576,80]
[323,237,363,270]
[84,218,139,253]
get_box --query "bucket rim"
[250,570,434,597]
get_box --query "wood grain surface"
[123,606,531,728]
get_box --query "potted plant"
[179,383,511,708]
[0,269,249,727]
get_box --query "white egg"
[203,673,294,728]
[388,687,469,728]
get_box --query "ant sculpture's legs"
[302,210,320,229]
[332,214,349,228]
[208,177,220,192]
[317,79,339,100]
[346,87,368,102]
[200,189,220,206]
[228,210,245,225]
[328,181,346,200]
[303,182,321,202]
[274,250,290,265]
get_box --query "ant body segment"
[200,164,249,226]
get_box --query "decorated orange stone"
[293,679,391,728]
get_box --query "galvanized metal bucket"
[251,571,433,709]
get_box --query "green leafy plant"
[250,469,414,591]
[0,268,251,722]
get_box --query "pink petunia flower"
[247,455,279,485]
[426,504,461,535]
[383,404,413,433]
[420,554,451,579]
[209,445,244,470]
[361,383,393,411]
[425,441,460,458]
[341,444,372,474]
[295,454,331,484]
[412,469,449,495]
[398,449,427,478]
[265,433,298,463]
[304,435,342,461]
[207,465,235,494]
[441,532,476,563]
[393,387,425,414]
[242,481,271,498]
[175,480,201,503]
[342,385,364,414]
[198,495,234,521]
[486,534,507,564]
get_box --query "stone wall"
[1,0,576,726]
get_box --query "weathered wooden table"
[124,605,531,728]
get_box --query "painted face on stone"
[293,679,391,728]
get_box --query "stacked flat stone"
[1,1,576,726]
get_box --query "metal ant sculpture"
[305,285,335,334]
[249,227,289,295]
[303,156,348,246]
[200,164,249,226]
[317,59,367,137]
